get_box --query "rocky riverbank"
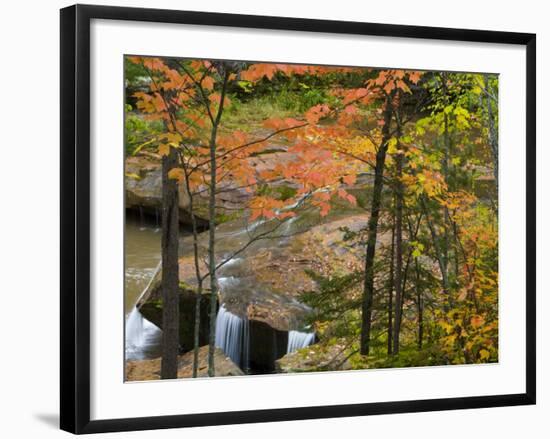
[125,345,243,381]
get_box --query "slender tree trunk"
[398,214,422,324]
[453,220,460,281]
[160,147,180,379]
[421,198,451,309]
[207,125,219,377]
[415,259,423,349]
[392,150,404,355]
[207,69,229,377]
[360,94,394,356]
[484,74,498,195]
[183,170,203,378]
[387,214,395,355]
[441,75,451,279]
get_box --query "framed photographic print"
[60,4,536,434]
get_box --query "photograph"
[123,56,499,381]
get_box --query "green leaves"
[410,241,425,258]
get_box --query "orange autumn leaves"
[128,56,423,221]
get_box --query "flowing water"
[214,304,250,370]
[124,212,318,368]
[124,218,162,360]
[287,330,315,354]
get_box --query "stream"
[125,218,162,360]
[125,213,316,371]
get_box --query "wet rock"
[275,339,353,373]
[125,345,243,381]
[248,320,288,373]
[138,284,212,354]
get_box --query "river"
[125,218,162,360]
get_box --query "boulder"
[138,283,212,354]
[275,339,354,373]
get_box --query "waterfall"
[125,306,162,360]
[215,304,249,369]
[126,306,144,347]
[287,330,315,354]
[125,261,162,360]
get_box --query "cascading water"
[287,330,315,354]
[125,306,162,360]
[215,304,249,370]
[125,261,162,360]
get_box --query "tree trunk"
[183,170,203,378]
[360,94,394,356]
[441,75,451,279]
[415,259,423,350]
[207,69,229,377]
[484,74,498,195]
[207,125,219,377]
[421,198,451,308]
[392,150,404,355]
[387,215,395,355]
[160,147,180,379]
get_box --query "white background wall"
[0,0,545,437]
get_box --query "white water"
[125,306,162,360]
[287,330,315,354]
[125,261,163,360]
[218,276,240,291]
[215,304,249,369]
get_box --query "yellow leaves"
[167,167,185,183]
[134,92,156,113]
[335,136,377,163]
[157,129,186,156]
[457,288,468,302]
[453,106,471,129]
[479,349,490,361]
[416,170,446,198]
[440,321,454,334]
[387,137,398,154]
[125,172,141,181]
[411,241,425,258]
[160,132,182,144]
[158,144,171,156]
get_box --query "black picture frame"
[60,4,536,434]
